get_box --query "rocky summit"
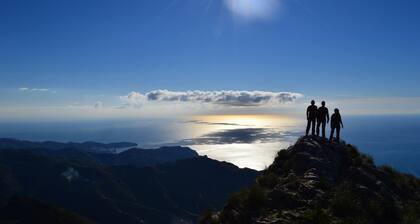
[200,136,420,224]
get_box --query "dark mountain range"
[0,138,137,153]
[92,146,199,167]
[0,138,199,167]
[0,140,258,224]
[201,137,420,224]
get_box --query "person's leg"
[311,119,316,136]
[316,120,321,136]
[306,119,311,136]
[336,127,341,142]
[330,127,335,141]
[321,122,326,138]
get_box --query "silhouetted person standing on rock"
[316,101,329,138]
[330,108,344,142]
[306,100,317,136]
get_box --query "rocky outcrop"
[201,136,420,224]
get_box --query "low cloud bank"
[120,90,302,108]
[19,87,56,93]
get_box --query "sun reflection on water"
[194,114,298,128]
[182,114,303,170]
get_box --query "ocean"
[0,115,419,175]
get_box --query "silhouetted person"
[330,108,344,142]
[316,101,329,138]
[306,100,317,136]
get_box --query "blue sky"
[1,0,420,120]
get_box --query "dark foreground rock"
[200,136,420,224]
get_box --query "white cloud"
[120,91,146,108]
[224,0,280,20]
[32,88,50,92]
[120,89,302,108]
[18,87,56,93]
[19,87,29,91]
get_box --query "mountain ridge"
[201,136,420,224]
[0,138,200,167]
[0,138,137,153]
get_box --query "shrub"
[366,199,385,222]
[227,188,249,208]
[377,199,402,224]
[343,145,367,167]
[318,176,332,190]
[247,184,266,210]
[330,186,360,217]
[402,202,420,224]
[198,209,219,224]
[361,154,374,165]
[336,218,369,224]
[257,172,278,188]
[346,146,361,160]
[276,150,289,160]
[381,165,397,175]
[301,207,331,224]
[382,165,419,197]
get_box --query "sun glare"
[193,114,298,128]
[185,114,300,170]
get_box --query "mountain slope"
[0,146,258,224]
[202,136,420,224]
[0,196,95,224]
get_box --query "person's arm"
[340,115,344,128]
[306,107,310,120]
[326,109,330,123]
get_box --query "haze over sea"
[1,115,419,175]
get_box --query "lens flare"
[224,0,280,20]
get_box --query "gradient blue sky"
[1,0,420,119]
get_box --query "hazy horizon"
[1,114,419,176]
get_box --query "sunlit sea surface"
[0,115,419,175]
[180,115,302,170]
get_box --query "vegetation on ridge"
[200,136,420,224]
